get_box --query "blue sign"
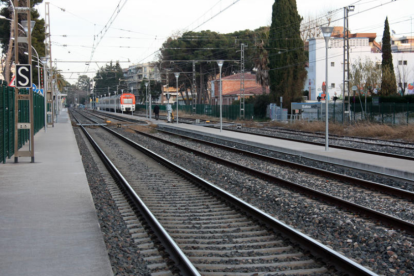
[26,83,44,96]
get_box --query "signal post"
[13,0,34,163]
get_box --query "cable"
[86,0,129,73]
[185,0,242,32]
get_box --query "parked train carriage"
[96,93,136,112]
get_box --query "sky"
[5,0,412,83]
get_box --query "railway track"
[153,128,414,197]
[124,126,414,233]
[71,110,376,275]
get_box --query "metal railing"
[0,81,45,163]
[136,104,254,120]
[291,102,414,125]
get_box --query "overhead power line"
[186,0,242,32]
[86,0,129,72]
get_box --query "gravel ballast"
[73,126,152,276]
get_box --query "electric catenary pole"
[240,43,247,119]
[343,6,354,123]
[13,0,34,163]
[192,60,196,113]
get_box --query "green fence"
[0,82,45,164]
[303,102,414,125]
[136,104,254,120]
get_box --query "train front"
[120,93,136,112]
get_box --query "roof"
[330,26,377,41]
[373,41,382,51]
[222,72,257,80]
[223,86,269,96]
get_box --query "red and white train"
[96,93,136,112]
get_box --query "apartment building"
[124,62,161,93]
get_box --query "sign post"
[14,0,35,163]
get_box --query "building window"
[331,62,335,67]
[404,60,408,65]
[331,83,335,88]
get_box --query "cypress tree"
[268,0,307,107]
[381,17,397,95]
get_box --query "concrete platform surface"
[0,109,113,276]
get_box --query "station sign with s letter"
[16,64,32,89]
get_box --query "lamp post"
[121,89,124,114]
[217,60,224,132]
[320,26,334,151]
[145,82,149,118]
[108,92,112,112]
[114,91,117,113]
[174,73,180,124]
[40,57,48,131]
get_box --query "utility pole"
[240,43,247,119]
[343,6,354,123]
[54,58,58,122]
[45,2,54,127]
[13,0,34,163]
[192,60,196,113]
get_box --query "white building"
[124,62,161,93]
[307,32,414,100]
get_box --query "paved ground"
[0,109,113,276]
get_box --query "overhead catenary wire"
[85,0,129,73]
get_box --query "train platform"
[0,109,113,276]
[157,122,414,180]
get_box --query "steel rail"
[101,125,377,276]
[154,128,414,200]
[117,127,414,235]
[207,126,414,161]
[78,124,201,276]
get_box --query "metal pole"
[145,83,148,118]
[325,40,329,151]
[54,59,58,124]
[240,43,247,119]
[114,91,117,113]
[42,58,47,132]
[321,26,333,151]
[176,76,179,124]
[174,73,180,124]
[219,65,223,132]
[192,60,196,113]
[121,89,124,114]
